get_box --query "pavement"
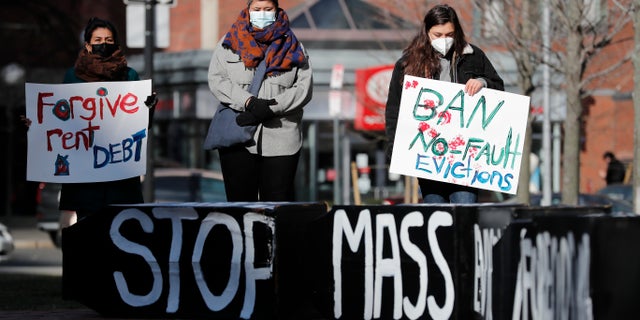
[1,215,55,250]
[0,215,61,277]
[0,215,158,320]
[0,310,108,320]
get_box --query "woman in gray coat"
[207,0,312,201]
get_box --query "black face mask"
[91,43,118,58]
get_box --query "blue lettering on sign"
[415,154,514,192]
[93,129,147,168]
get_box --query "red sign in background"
[354,65,394,131]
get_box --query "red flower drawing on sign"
[96,87,108,97]
[423,99,436,108]
[468,147,479,159]
[418,122,430,132]
[438,111,451,124]
[404,80,420,90]
[449,136,466,150]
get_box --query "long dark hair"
[83,17,120,45]
[402,4,468,78]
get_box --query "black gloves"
[248,97,277,120]
[236,97,277,126]
[144,92,158,108]
[236,110,260,126]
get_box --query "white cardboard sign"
[389,76,530,194]
[25,80,151,183]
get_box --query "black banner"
[62,202,640,319]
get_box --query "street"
[0,246,62,276]
[0,217,61,276]
[0,216,106,320]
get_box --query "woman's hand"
[144,92,158,108]
[464,79,485,96]
[236,97,277,126]
[19,115,31,127]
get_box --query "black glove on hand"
[144,92,158,108]
[246,97,277,122]
[236,110,260,126]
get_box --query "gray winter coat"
[207,40,313,156]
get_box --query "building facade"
[2,0,635,209]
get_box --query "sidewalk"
[0,310,105,320]
[0,214,61,278]
[0,309,166,320]
[0,215,158,320]
[1,215,54,250]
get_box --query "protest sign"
[389,76,530,194]
[25,80,151,183]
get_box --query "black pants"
[219,145,300,201]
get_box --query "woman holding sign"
[206,0,312,201]
[30,18,157,223]
[385,4,504,203]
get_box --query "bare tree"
[477,0,634,205]
[633,0,640,213]
[474,0,541,204]
[551,0,633,204]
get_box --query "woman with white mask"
[385,4,504,204]
[206,0,312,201]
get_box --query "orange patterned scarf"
[222,8,306,76]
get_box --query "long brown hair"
[401,4,468,78]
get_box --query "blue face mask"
[249,10,276,29]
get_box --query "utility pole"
[143,0,156,202]
[0,63,25,218]
[541,0,552,205]
[633,0,640,214]
[330,64,345,205]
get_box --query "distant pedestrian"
[601,151,626,185]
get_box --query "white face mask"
[431,37,454,56]
[249,10,276,29]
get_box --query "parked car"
[0,222,15,261]
[596,183,632,205]
[382,195,405,205]
[153,168,226,202]
[34,182,63,247]
[382,190,511,205]
[35,168,226,247]
[517,192,635,215]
